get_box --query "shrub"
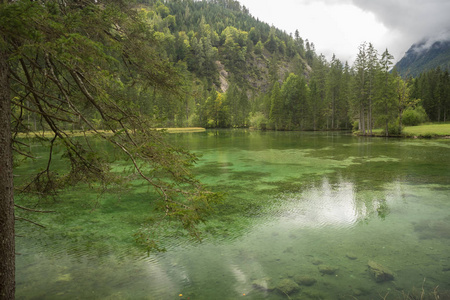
[187,113,199,127]
[388,119,402,136]
[249,112,268,130]
[352,121,359,132]
[402,106,428,126]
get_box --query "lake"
[15,130,450,299]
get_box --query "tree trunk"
[185,97,189,124]
[360,102,365,135]
[384,76,389,137]
[0,42,15,300]
[331,93,335,129]
[385,101,389,137]
[368,97,372,135]
[366,103,370,135]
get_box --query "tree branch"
[14,204,55,213]
[15,217,46,228]
[12,146,35,159]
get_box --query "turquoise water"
[15,130,450,299]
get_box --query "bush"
[402,106,428,126]
[187,113,199,127]
[388,119,402,136]
[249,112,268,130]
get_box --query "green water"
[15,130,450,299]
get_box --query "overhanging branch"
[14,204,55,213]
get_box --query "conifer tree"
[0,2,221,297]
[377,49,397,136]
[269,82,284,130]
[353,42,368,135]
[326,55,343,129]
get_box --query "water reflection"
[277,178,363,228]
[163,179,450,299]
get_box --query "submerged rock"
[353,287,370,297]
[56,273,72,282]
[294,275,317,286]
[252,279,274,292]
[413,218,450,240]
[303,290,326,299]
[368,261,394,282]
[346,253,358,260]
[318,265,338,275]
[283,246,294,253]
[276,278,300,295]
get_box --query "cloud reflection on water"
[275,178,370,229]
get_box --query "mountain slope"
[395,39,450,77]
[160,0,313,92]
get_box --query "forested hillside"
[133,0,448,133]
[8,0,450,134]
[410,67,450,122]
[132,0,314,129]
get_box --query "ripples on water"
[15,131,450,299]
[274,180,362,230]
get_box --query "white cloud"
[239,0,388,62]
[411,30,450,54]
[351,0,450,59]
[238,0,450,63]
[301,3,388,62]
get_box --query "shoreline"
[15,127,206,138]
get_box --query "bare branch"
[12,138,30,148]
[12,146,36,159]
[68,68,107,120]
[14,204,55,213]
[15,217,46,228]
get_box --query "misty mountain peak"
[396,35,450,77]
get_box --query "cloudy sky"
[237,0,450,63]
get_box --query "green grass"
[359,123,450,138]
[403,123,450,138]
[161,127,205,133]
[15,127,205,138]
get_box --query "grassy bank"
[15,127,206,138]
[159,127,205,133]
[402,123,450,138]
[359,123,450,138]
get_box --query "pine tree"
[269,82,284,130]
[326,55,343,129]
[377,49,397,136]
[353,42,368,135]
[0,2,221,297]
[366,43,380,135]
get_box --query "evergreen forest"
[2,0,450,299]
[111,0,450,134]
[6,0,450,136]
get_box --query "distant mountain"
[395,38,450,78]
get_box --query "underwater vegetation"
[413,216,450,240]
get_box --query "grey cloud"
[310,0,450,39]
[412,30,450,54]
[243,0,450,61]
[353,0,450,57]
[309,0,450,57]
[352,0,450,36]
